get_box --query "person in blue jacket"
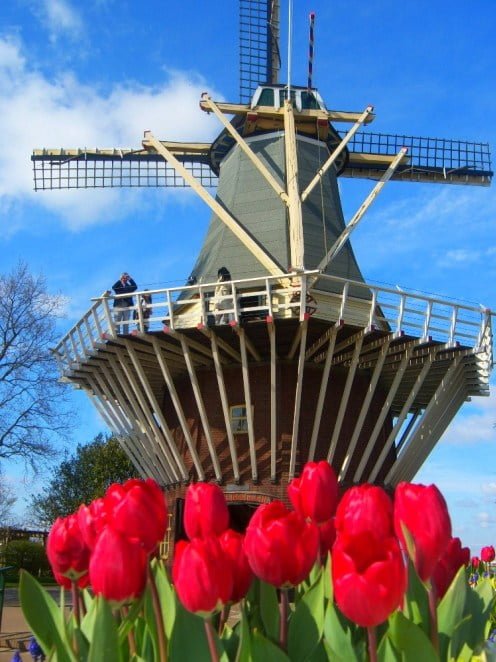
[112,272,137,334]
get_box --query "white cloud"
[0,36,222,230]
[40,0,83,41]
[439,390,496,446]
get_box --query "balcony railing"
[53,271,493,375]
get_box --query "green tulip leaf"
[81,594,98,641]
[117,596,145,645]
[143,586,159,662]
[260,581,280,643]
[236,604,252,662]
[387,610,437,662]
[437,565,468,660]
[323,601,360,662]
[288,571,325,662]
[169,601,213,662]
[88,596,122,662]
[220,624,240,660]
[151,559,177,640]
[449,578,496,657]
[323,553,333,602]
[377,633,400,662]
[251,630,290,661]
[403,559,430,634]
[306,640,330,662]
[19,570,76,662]
[447,615,474,662]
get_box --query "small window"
[257,88,275,107]
[230,404,252,434]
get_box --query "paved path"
[0,587,71,660]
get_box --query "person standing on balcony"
[214,267,233,324]
[112,272,137,334]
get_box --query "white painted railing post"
[338,281,349,321]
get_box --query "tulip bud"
[432,537,470,599]
[335,484,393,539]
[288,461,339,524]
[89,527,148,604]
[243,500,319,588]
[318,518,336,560]
[394,482,452,582]
[471,556,480,569]
[173,536,233,616]
[183,482,229,540]
[46,515,90,581]
[77,498,107,549]
[105,478,167,553]
[481,545,495,563]
[218,529,253,603]
[332,531,407,627]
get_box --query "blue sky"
[0,0,494,553]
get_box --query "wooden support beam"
[150,337,205,481]
[283,100,305,270]
[179,334,223,481]
[318,148,408,272]
[232,325,261,361]
[351,340,419,481]
[289,319,308,478]
[267,319,277,481]
[386,357,465,484]
[308,326,339,461]
[327,332,364,465]
[209,332,240,483]
[366,350,437,483]
[301,105,374,202]
[143,131,285,278]
[201,95,288,205]
[237,328,258,482]
[111,349,184,482]
[199,326,242,362]
[339,335,392,481]
[88,368,167,483]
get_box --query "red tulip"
[243,500,319,588]
[172,536,233,616]
[46,515,90,581]
[318,518,336,560]
[89,527,148,604]
[472,556,480,569]
[394,482,452,582]
[218,529,253,603]
[335,484,393,539]
[183,482,229,540]
[77,498,107,549]
[288,461,339,523]
[432,537,470,599]
[332,531,407,627]
[105,478,167,553]
[481,545,495,563]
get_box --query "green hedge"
[3,539,52,580]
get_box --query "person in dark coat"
[112,272,137,334]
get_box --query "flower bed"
[17,464,496,661]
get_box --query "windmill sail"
[239,0,280,103]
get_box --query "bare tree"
[0,262,73,463]
[0,469,17,524]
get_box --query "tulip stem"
[147,564,168,662]
[428,585,439,654]
[71,580,80,657]
[218,604,230,634]
[367,626,377,662]
[279,588,289,651]
[205,618,220,662]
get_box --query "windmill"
[33,1,493,539]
